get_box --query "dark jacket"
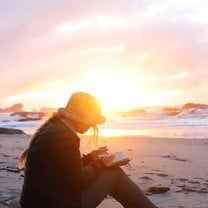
[20,114,104,208]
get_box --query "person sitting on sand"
[17,92,158,208]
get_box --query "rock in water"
[0,127,25,135]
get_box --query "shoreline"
[0,134,208,207]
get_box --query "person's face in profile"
[73,120,91,134]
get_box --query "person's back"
[20,115,82,208]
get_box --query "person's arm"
[82,146,108,166]
[50,132,106,190]
[82,154,93,166]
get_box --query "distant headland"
[0,103,23,113]
[0,103,57,114]
[0,103,57,122]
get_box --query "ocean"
[1,107,208,139]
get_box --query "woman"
[18,92,158,208]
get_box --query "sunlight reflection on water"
[99,128,208,139]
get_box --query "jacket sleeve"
[49,130,105,191]
[82,154,93,166]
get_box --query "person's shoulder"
[44,119,78,141]
[39,118,68,135]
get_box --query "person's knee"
[105,167,125,178]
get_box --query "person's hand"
[99,154,114,166]
[89,146,108,160]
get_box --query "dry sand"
[0,134,208,208]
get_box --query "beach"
[0,134,208,208]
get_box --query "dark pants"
[82,167,158,208]
[12,168,157,208]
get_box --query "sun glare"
[73,71,138,112]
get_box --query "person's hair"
[93,125,99,148]
[18,116,53,170]
[18,148,28,170]
[83,125,99,153]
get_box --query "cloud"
[0,0,208,107]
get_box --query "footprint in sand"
[161,155,190,162]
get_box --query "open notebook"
[105,152,131,167]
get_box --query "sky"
[0,0,208,111]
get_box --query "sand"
[0,134,208,208]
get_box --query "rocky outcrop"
[11,111,46,121]
[0,103,23,113]
[163,107,181,116]
[145,186,170,194]
[0,127,25,134]
[163,103,208,116]
[163,107,180,112]
[182,103,208,110]
[17,118,41,122]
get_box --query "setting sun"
[1,0,208,112]
[72,71,139,112]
